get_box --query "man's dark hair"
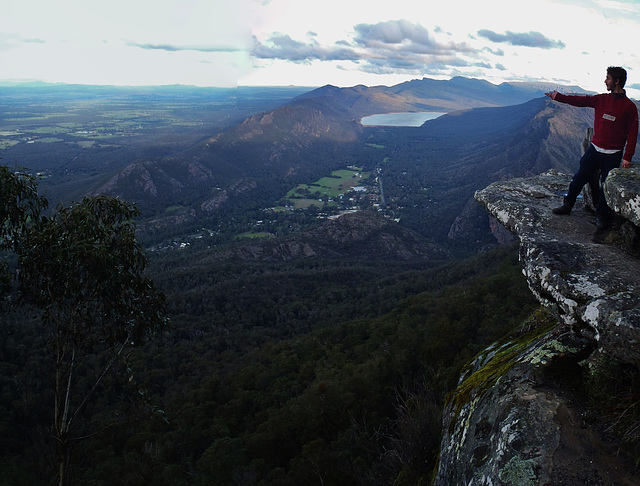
[607,66,627,89]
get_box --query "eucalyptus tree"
[0,165,47,295]
[17,195,167,486]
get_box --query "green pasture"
[165,205,186,213]
[33,137,64,143]
[4,116,48,122]
[4,113,72,122]
[291,199,325,209]
[75,141,95,148]
[100,110,162,119]
[0,140,20,150]
[286,167,368,202]
[235,231,274,240]
[30,126,71,134]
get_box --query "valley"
[1,79,598,256]
[2,78,637,485]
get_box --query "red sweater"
[555,91,638,161]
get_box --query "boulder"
[604,167,640,227]
[474,169,640,365]
[434,169,640,485]
[434,319,622,486]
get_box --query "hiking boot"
[595,217,611,230]
[552,198,573,215]
[596,214,612,230]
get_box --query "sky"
[2,0,640,97]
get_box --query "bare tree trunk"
[58,441,69,486]
[56,347,74,486]
[54,334,128,486]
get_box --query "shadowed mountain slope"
[366,98,599,250]
[205,210,449,263]
[93,79,630,254]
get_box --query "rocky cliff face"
[435,168,640,485]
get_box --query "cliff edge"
[434,169,640,485]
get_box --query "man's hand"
[545,90,558,100]
[622,159,633,169]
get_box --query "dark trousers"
[566,144,623,215]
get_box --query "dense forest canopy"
[1,166,542,484]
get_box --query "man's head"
[606,66,627,91]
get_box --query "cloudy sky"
[2,0,640,97]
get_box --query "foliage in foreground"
[3,241,539,485]
[1,166,167,485]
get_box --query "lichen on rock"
[435,310,591,485]
[434,169,640,485]
[474,169,640,364]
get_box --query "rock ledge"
[475,169,640,364]
[434,168,640,485]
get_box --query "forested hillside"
[1,241,539,485]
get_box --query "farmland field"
[286,167,370,208]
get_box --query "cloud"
[477,30,565,49]
[21,37,45,45]
[352,20,472,52]
[251,33,360,62]
[252,20,480,74]
[127,41,246,53]
[353,20,435,48]
[593,0,640,13]
[482,46,505,57]
[0,33,45,48]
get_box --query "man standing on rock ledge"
[545,66,638,230]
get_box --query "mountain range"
[88,75,614,256]
[4,76,640,485]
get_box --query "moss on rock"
[450,308,557,419]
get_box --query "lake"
[360,112,447,127]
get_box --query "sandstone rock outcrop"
[476,169,640,364]
[605,168,640,228]
[435,168,640,485]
